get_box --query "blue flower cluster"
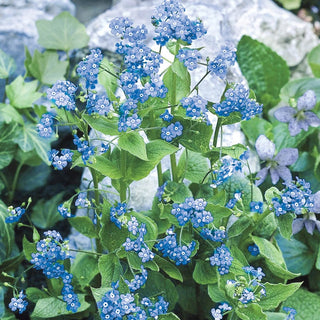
[161,121,183,142]
[155,181,168,201]
[155,228,196,265]
[97,282,169,320]
[58,203,74,218]
[171,197,213,228]
[283,307,297,320]
[5,206,26,223]
[208,44,236,80]
[211,302,232,320]
[48,149,73,170]
[151,0,206,46]
[250,201,263,213]
[37,113,55,138]
[211,157,242,188]
[123,217,155,263]
[30,231,80,312]
[213,84,263,120]
[248,244,260,256]
[86,92,112,116]
[200,228,227,242]
[75,192,90,208]
[209,244,233,275]
[73,134,95,164]
[180,95,209,123]
[100,143,110,154]
[125,265,148,292]
[110,202,127,229]
[47,81,77,111]
[77,48,103,89]
[226,191,242,209]
[8,291,28,314]
[177,48,202,71]
[272,178,314,217]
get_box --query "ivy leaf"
[28,50,68,85]
[118,131,148,161]
[0,49,16,79]
[0,103,23,124]
[237,35,290,111]
[0,122,17,170]
[6,76,42,109]
[36,12,89,52]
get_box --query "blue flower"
[283,306,297,320]
[209,244,233,275]
[8,291,28,314]
[161,121,183,142]
[248,244,260,256]
[250,201,263,213]
[5,206,26,223]
[47,81,77,111]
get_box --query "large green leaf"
[276,0,301,10]
[98,253,123,286]
[6,76,42,109]
[308,44,320,77]
[0,200,14,264]
[154,255,183,282]
[0,49,16,79]
[237,35,290,110]
[241,117,273,144]
[13,123,51,164]
[192,260,217,285]
[69,216,97,238]
[87,155,122,179]
[28,50,68,85]
[83,114,119,136]
[36,12,89,52]
[0,122,17,169]
[158,313,181,320]
[30,192,65,229]
[236,304,267,320]
[0,103,23,124]
[31,294,90,318]
[118,131,148,161]
[71,253,99,288]
[98,58,118,101]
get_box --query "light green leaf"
[118,131,148,161]
[87,155,122,179]
[146,139,179,162]
[26,287,49,303]
[236,304,267,320]
[0,49,16,79]
[71,253,99,288]
[259,282,301,310]
[28,50,68,85]
[237,35,290,110]
[165,181,193,203]
[36,12,89,52]
[0,122,17,169]
[265,312,286,320]
[276,0,301,10]
[0,200,15,261]
[154,255,183,282]
[22,236,36,261]
[31,294,90,318]
[30,192,64,229]
[203,144,248,163]
[208,284,228,303]
[277,213,295,240]
[158,313,181,320]
[6,76,42,109]
[98,58,118,101]
[241,117,273,144]
[0,103,23,124]
[98,253,122,287]
[69,216,97,238]
[83,114,119,136]
[13,123,52,164]
[308,44,320,77]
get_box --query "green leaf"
[204,144,248,163]
[283,288,320,320]
[228,216,253,238]
[0,49,16,79]
[291,151,313,172]
[0,122,17,169]
[259,282,301,310]
[165,181,193,203]
[265,187,281,204]
[276,0,301,10]
[158,313,181,320]
[252,236,298,279]
[163,59,190,105]
[276,234,315,275]
[69,216,97,238]
[0,103,23,124]
[241,117,273,144]
[6,76,42,109]
[237,35,290,110]
[236,304,267,320]
[208,284,228,303]
[118,131,148,161]
[31,294,90,318]
[0,252,24,272]
[0,287,4,319]
[308,44,320,77]
[146,140,179,162]
[265,312,286,320]
[205,204,233,225]
[26,287,49,303]
[91,287,110,304]
[13,123,51,164]
[83,114,119,136]
[30,192,64,229]
[154,255,183,282]
[71,253,99,288]
[277,213,294,240]
[86,155,121,179]
[98,253,123,286]
[36,12,89,52]
[98,58,118,101]
[22,235,36,261]
[177,149,210,183]
[28,50,68,85]
[0,201,14,263]
[192,260,217,285]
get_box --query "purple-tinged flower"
[5,206,26,223]
[255,135,298,186]
[274,90,320,136]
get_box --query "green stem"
[0,171,9,190]
[8,162,24,203]
[170,153,178,182]
[120,149,127,202]
[213,117,222,148]
[23,110,37,124]
[189,71,210,95]
[157,162,163,187]
[3,78,8,102]
[65,51,71,79]
[68,248,103,256]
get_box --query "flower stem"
[120,149,127,202]
[170,153,178,182]
[213,117,222,148]
[157,162,163,187]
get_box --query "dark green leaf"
[26,287,48,303]
[98,253,122,286]
[165,181,193,203]
[0,49,16,79]
[28,50,68,85]
[0,201,14,263]
[241,117,273,144]
[69,216,97,238]
[291,151,313,172]
[154,255,183,282]
[6,76,42,109]
[192,260,217,285]
[277,213,294,240]
[237,35,290,110]
[118,131,148,161]
[158,313,181,320]
[71,253,99,288]
[0,122,17,169]
[36,12,89,51]
[0,287,4,319]
[228,216,253,238]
